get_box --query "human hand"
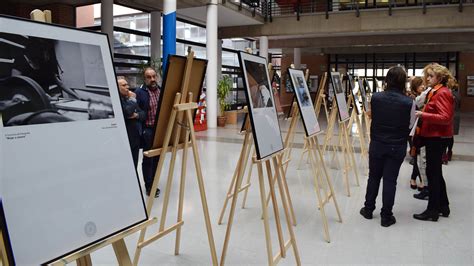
[129,112,138,119]
[415,111,423,117]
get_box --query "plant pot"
[225,110,237,124]
[217,116,227,127]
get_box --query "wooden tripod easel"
[345,93,368,175]
[322,99,360,197]
[0,228,8,266]
[217,108,298,227]
[219,121,301,265]
[314,73,329,123]
[133,52,218,265]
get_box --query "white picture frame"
[238,52,283,160]
[329,72,350,122]
[0,15,147,264]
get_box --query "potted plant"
[217,75,232,127]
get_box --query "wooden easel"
[25,10,157,266]
[0,229,8,266]
[218,106,298,227]
[133,52,218,265]
[345,93,368,174]
[219,121,301,265]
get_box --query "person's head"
[384,66,407,92]
[143,67,159,90]
[117,76,129,97]
[410,76,424,95]
[423,63,457,89]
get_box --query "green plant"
[217,75,232,116]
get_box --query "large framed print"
[288,69,321,137]
[347,74,361,115]
[0,16,147,264]
[238,52,283,160]
[329,72,350,122]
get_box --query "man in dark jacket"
[360,66,416,227]
[118,76,144,168]
[135,68,161,198]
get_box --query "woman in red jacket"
[413,63,456,221]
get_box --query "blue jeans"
[364,140,406,217]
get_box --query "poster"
[288,69,321,136]
[359,78,370,112]
[0,16,147,264]
[238,52,283,159]
[329,72,350,122]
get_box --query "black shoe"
[409,157,415,165]
[360,207,373,219]
[439,206,450,217]
[413,210,439,221]
[413,189,429,200]
[146,188,161,198]
[410,180,417,190]
[381,216,396,227]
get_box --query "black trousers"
[425,137,450,211]
[142,127,159,192]
[410,154,421,182]
[364,140,406,217]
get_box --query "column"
[101,0,114,51]
[259,36,269,62]
[150,11,162,66]
[294,47,301,69]
[206,0,218,128]
[162,0,176,72]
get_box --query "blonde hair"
[423,63,457,90]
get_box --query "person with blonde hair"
[413,63,456,221]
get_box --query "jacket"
[370,89,414,145]
[419,86,454,138]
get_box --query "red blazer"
[420,86,454,138]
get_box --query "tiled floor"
[90,112,474,265]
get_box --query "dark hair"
[410,77,423,94]
[385,66,407,92]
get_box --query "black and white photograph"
[347,74,361,115]
[289,68,321,136]
[0,16,147,265]
[244,60,273,108]
[330,72,350,122]
[0,32,114,127]
[309,75,319,93]
[239,51,283,160]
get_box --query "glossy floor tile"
[88,112,474,265]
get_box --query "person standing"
[117,76,144,169]
[360,66,415,227]
[136,67,161,198]
[413,63,455,221]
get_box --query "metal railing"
[228,0,467,21]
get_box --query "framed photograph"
[309,75,319,93]
[288,69,321,137]
[360,78,370,112]
[329,72,350,122]
[238,52,283,160]
[152,55,207,149]
[347,74,361,115]
[0,15,147,264]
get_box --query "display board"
[288,69,321,136]
[152,55,207,149]
[238,52,283,160]
[0,15,147,264]
[329,72,350,122]
[347,74,361,115]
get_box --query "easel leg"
[265,161,286,258]
[272,157,301,265]
[307,139,330,243]
[112,239,133,266]
[343,123,360,186]
[76,255,92,266]
[256,162,274,266]
[241,147,255,209]
[186,110,218,265]
[219,132,251,266]
[175,130,190,255]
